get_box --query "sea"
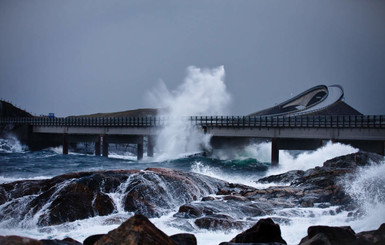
[1,136,384,245]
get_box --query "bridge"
[1,115,384,165]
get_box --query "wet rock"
[122,168,226,218]
[170,233,197,245]
[229,218,287,244]
[40,238,81,245]
[83,235,105,245]
[0,235,42,245]
[201,196,215,201]
[0,168,226,225]
[356,223,385,245]
[299,225,357,245]
[175,204,203,218]
[194,214,244,231]
[94,214,177,245]
[257,170,305,184]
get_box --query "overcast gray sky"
[0,0,384,117]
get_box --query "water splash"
[148,66,231,160]
[269,141,358,175]
[343,161,385,232]
[0,136,27,153]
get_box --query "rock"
[257,170,305,184]
[176,204,203,218]
[94,214,177,245]
[122,168,225,218]
[40,238,81,245]
[169,233,197,245]
[194,214,244,231]
[0,168,226,225]
[229,218,287,244]
[83,235,105,245]
[356,223,385,245]
[0,235,42,245]
[299,225,357,245]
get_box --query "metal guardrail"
[0,115,384,129]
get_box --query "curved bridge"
[248,85,347,116]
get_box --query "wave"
[0,136,28,153]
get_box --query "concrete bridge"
[1,115,384,165]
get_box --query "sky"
[0,0,384,117]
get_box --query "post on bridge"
[102,135,109,157]
[137,136,144,160]
[271,138,279,166]
[63,133,68,155]
[95,136,101,156]
[147,136,154,157]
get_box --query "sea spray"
[148,66,231,160]
[0,135,27,153]
[268,141,358,175]
[343,161,385,232]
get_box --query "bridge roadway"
[1,115,385,164]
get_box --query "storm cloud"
[0,0,384,116]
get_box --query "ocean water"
[1,137,384,245]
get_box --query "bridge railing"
[0,115,384,128]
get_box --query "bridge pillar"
[63,134,68,155]
[138,143,144,160]
[95,136,101,156]
[271,138,279,166]
[102,135,108,157]
[147,136,154,157]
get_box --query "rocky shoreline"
[0,151,384,244]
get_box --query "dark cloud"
[1,0,384,116]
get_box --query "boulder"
[229,218,287,244]
[94,214,177,245]
[40,238,81,245]
[176,204,203,218]
[0,168,226,226]
[299,225,357,245]
[83,235,105,245]
[169,233,197,245]
[356,223,385,245]
[0,235,42,245]
[194,214,244,231]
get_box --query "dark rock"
[299,225,357,245]
[170,233,197,245]
[94,214,177,245]
[0,235,42,245]
[194,214,244,231]
[122,168,225,218]
[176,204,203,218]
[257,170,305,184]
[40,238,81,245]
[201,196,215,201]
[83,235,105,245]
[229,218,287,244]
[0,168,225,225]
[356,223,385,245]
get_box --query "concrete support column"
[147,136,154,157]
[271,138,279,166]
[102,135,108,157]
[95,136,101,156]
[63,134,68,155]
[137,143,144,160]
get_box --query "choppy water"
[1,136,384,245]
